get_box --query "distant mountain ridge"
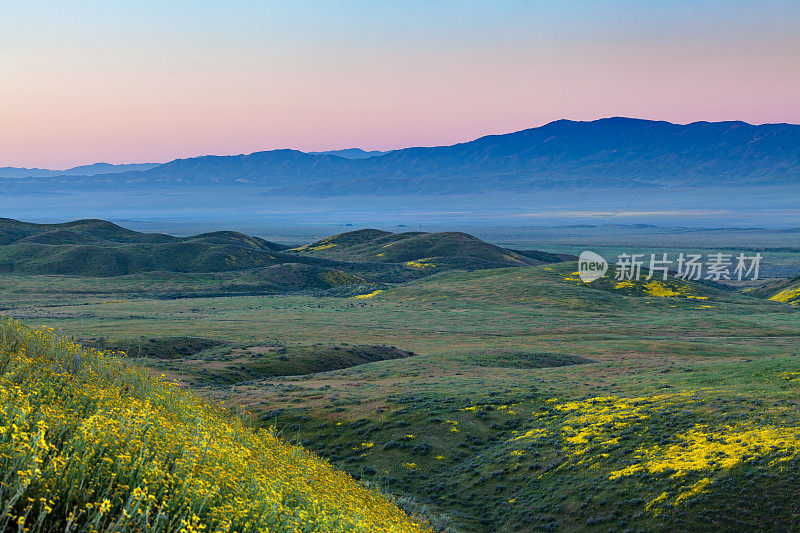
[3,118,798,195]
[0,162,160,179]
[308,148,390,159]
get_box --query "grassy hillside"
[750,275,800,306]
[0,318,423,532]
[289,229,565,269]
[0,266,366,305]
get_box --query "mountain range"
[0,162,160,179]
[307,148,389,159]
[2,117,798,196]
[0,149,384,180]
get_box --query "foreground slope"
[0,318,423,532]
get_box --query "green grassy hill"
[0,263,390,303]
[252,265,800,531]
[290,229,566,269]
[0,317,424,532]
[0,218,293,276]
[0,218,176,245]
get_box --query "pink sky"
[3,1,798,169]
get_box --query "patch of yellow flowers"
[403,260,436,270]
[512,393,800,515]
[548,395,679,457]
[611,422,800,479]
[353,290,383,300]
[0,318,424,532]
[610,422,800,511]
[770,285,800,305]
[614,280,708,299]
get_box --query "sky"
[2,0,799,169]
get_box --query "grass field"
[3,258,800,531]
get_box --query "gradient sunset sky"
[3,0,799,169]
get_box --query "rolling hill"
[3,118,798,196]
[0,219,389,292]
[0,219,567,280]
[140,343,418,387]
[289,228,569,269]
[0,219,293,276]
[12,259,798,531]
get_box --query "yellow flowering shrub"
[546,395,677,456]
[0,318,424,532]
[289,238,338,252]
